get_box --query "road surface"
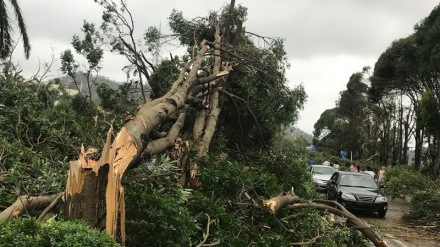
[358,198,439,247]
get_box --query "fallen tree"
[263,191,388,247]
[63,2,237,244]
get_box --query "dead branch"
[196,214,218,247]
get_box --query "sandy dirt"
[359,197,440,247]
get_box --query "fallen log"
[0,194,60,222]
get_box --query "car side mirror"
[380,185,386,188]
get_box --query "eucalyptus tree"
[413,4,440,175]
[314,70,372,160]
[370,35,422,168]
[0,0,30,59]
[313,108,343,155]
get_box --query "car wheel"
[378,209,387,218]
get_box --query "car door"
[326,172,339,200]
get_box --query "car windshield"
[339,174,378,188]
[312,166,335,175]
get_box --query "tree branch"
[0,194,60,222]
[37,192,64,221]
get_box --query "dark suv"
[326,171,388,217]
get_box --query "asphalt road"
[359,198,439,247]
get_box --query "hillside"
[284,125,313,144]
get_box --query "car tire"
[378,209,387,218]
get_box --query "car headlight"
[341,193,356,200]
[375,196,387,202]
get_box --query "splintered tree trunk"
[64,36,231,243]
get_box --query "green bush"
[406,191,440,220]
[124,179,196,247]
[121,155,197,247]
[385,166,430,198]
[0,218,119,247]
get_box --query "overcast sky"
[11,0,440,135]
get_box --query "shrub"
[124,162,197,247]
[385,166,430,199]
[0,218,119,247]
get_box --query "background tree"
[370,35,422,168]
[60,21,104,108]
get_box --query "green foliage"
[71,21,104,71]
[123,157,196,247]
[404,191,440,226]
[125,192,196,247]
[0,218,119,247]
[186,157,368,247]
[385,166,432,198]
[60,50,79,78]
[148,59,180,98]
[0,64,109,208]
[386,167,440,229]
[419,91,440,137]
[200,160,280,200]
[264,155,316,199]
[96,82,140,118]
[168,4,307,152]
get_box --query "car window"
[330,172,338,181]
[312,166,335,175]
[339,174,377,188]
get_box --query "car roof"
[311,165,334,168]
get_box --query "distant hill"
[57,73,122,102]
[284,125,313,144]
